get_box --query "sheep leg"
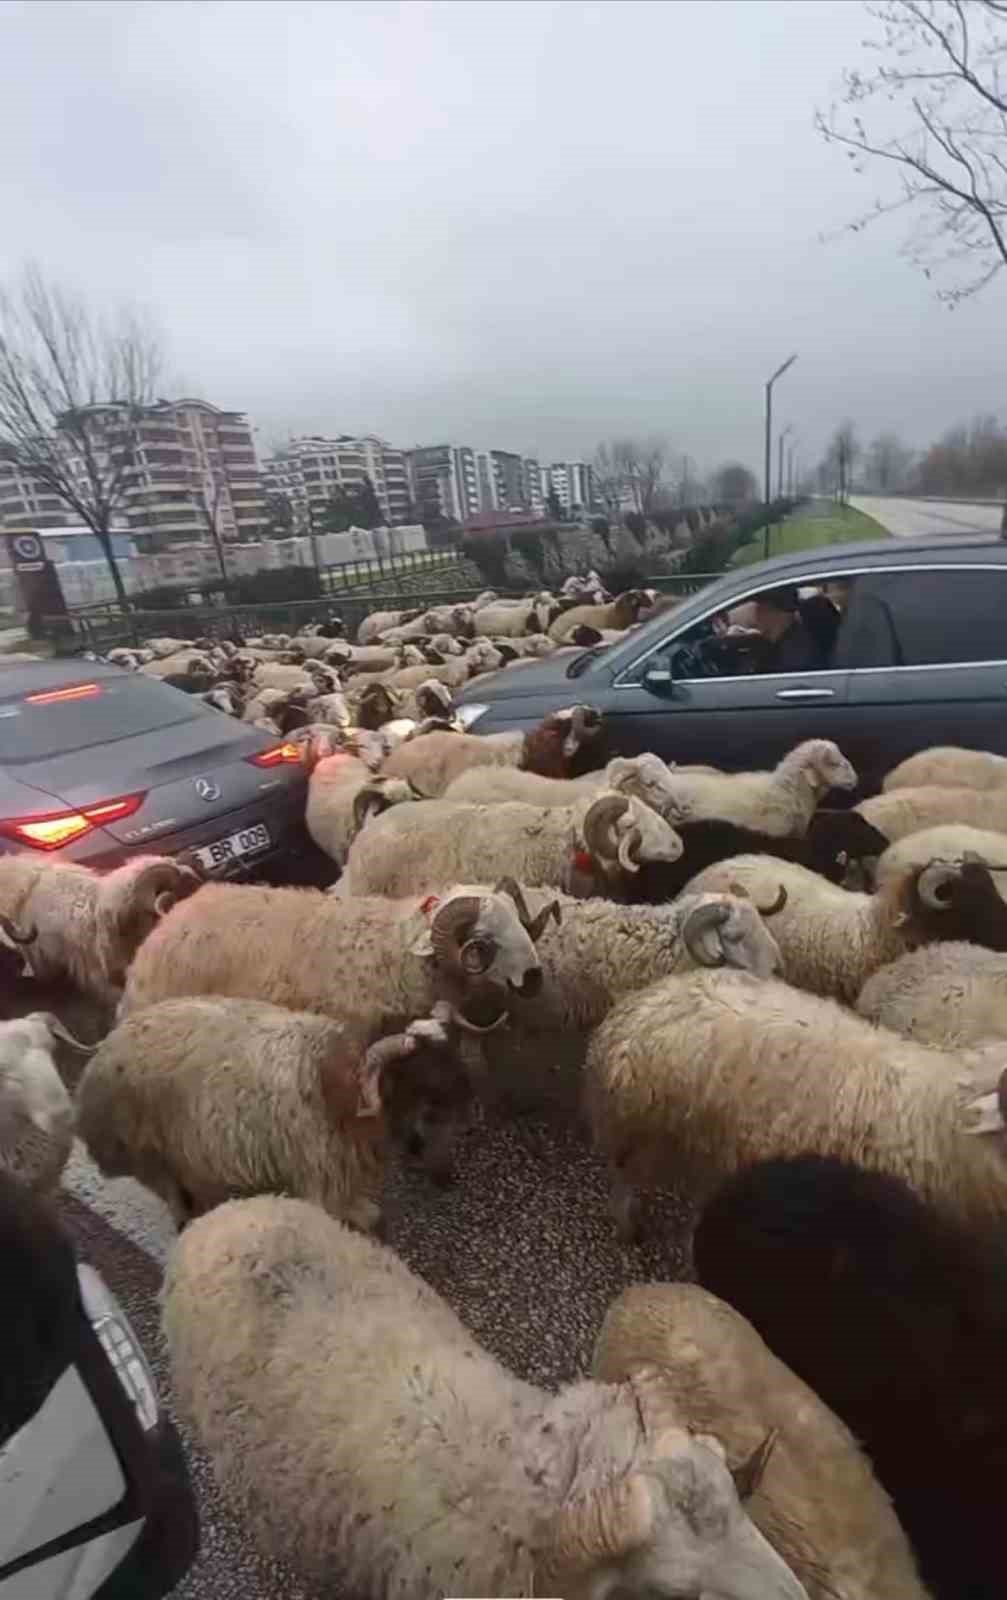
[608,1166,643,1244]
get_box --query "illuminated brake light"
[25,682,103,706]
[247,742,303,768]
[0,792,145,851]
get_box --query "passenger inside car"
[749,586,827,673]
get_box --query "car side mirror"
[642,658,676,697]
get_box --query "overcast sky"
[1,0,1003,476]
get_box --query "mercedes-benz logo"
[194,776,221,803]
[13,534,42,560]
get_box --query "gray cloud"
[1,0,1002,474]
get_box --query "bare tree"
[194,469,229,583]
[0,266,163,610]
[711,461,759,502]
[865,430,915,489]
[591,435,667,517]
[818,1,1007,304]
[824,421,862,502]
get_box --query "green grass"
[731,504,889,567]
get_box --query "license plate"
[193,822,271,873]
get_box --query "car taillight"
[247,742,303,768]
[0,792,145,851]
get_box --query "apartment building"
[0,398,267,551]
[262,435,411,531]
[407,443,480,524]
[547,460,596,516]
[523,457,545,517]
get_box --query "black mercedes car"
[456,532,1007,797]
[0,660,314,876]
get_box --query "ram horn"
[917,859,962,910]
[442,1003,509,1035]
[128,859,202,923]
[356,1032,417,1117]
[31,1013,96,1054]
[683,901,731,967]
[0,912,37,946]
[616,825,643,874]
[493,876,562,941]
[754,885,788,917]
[428,894,482,975]
[582,793,630,863]
[730,1429,779,1501]
[541,1474,655,1584]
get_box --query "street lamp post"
[777,423,794,500]
[763,353,798,560]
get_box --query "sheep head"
[408,886,544,1005]
[552,703,604,761]
[414,679,452,719]
[540,1367,802,1600]
[99,857,203,980]
[356,1006,474,1183]
[680,894,782,979]
[794,739,857,795]
[607,754,688,822]
[354,682,401,730]
[350,778,418,838]
[581,793,683,878]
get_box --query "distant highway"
[850,495,1004,539]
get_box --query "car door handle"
[775,686,836,700]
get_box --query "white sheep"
[163,1195,809,1600]
[472,597,552,637]
[856,941,1007,1048]
[593,1283,928,1600]
[339,791,683,899]
[305,752,421,866]
[883,746,1007,793]
[76,998,472,1231]
[584,966,1007,1240]
[1,1012,90,1192]
[683,852,959,1004]
[0,854,203,1004]
[120,879,555,1045]
[549,590,649,644]
[379,704,603,796]
[656,740,857,838]
[442,753,687,818]
[357,606,424,645]
[857,784,1007,841]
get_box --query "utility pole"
[763,354,798,560]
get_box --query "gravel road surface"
[850,494,1003,539]
[49,1013,693,1599]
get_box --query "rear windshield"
[0,675,208,764]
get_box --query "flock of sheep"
[5,581,1007,1598]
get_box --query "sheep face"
[547,704,605,761]
[414,679,452,719]
[409,887,548,1002]
[543,1407,805,1600]
[99,858,204,982]
[609,754,687,821]
[380,1035,474,1185]
[582,794,683,878]
[800,740,857,795]
[679,894,782,979]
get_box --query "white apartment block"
[523,458,545,516]
[407,443,480,524]
[262,435,412,531]
[0,398,266,550]
[547,460,596,515]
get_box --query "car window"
[836,568,1007,668]
[622,579,843,683]
[0,675,210,764]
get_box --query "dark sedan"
[0,660,314,876]
[456,531,1007,797]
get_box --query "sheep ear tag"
[409,896,440,957]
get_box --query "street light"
[777,423,794,500]
[763,353,798,560]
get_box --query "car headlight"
[77,1264,159,1432]
[455,703,490,731]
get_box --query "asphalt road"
[850,494,1004,539]
[40,996,694,1600]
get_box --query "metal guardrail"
[45,570,725,655]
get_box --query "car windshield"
[0,676,208,764]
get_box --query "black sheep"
[631,810,889,902]
[694,1152,1007,1600]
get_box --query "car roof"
[731,530,1007,584]
[0,659,127,693]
